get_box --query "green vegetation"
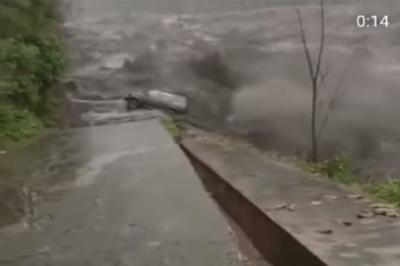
[368,182,400,207]
[161,117,185,141]
[0,104,42,141]
[301,156,400,206]
[303,156,358,185]
[0,0,64,146]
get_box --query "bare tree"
[296,0,325,162]
[297,0,353,162]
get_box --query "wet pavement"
[0,121,247,266]
[183,135,400,266]
[1,0,400,264]
[0,1,281,264]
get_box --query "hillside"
[0,0,64,147]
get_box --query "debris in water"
[357,210,374,219]
[316,228,333,234]
[335,219,353,227]
[324,195,339,201]
[311,201,323,206]
[287,204,296,211]
[369,203,400,218]
[369,203,394,209]
[0,150,6,155]
[386,212,400,218]
[347,194,363,200]
[267,203,296,212]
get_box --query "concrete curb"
[181,143,327,266]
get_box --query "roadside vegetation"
[162,117,185,141]
[303,156,358,185]
[368,182,400,207]
[301,158,400,207]
[0,0,64,147]
[294,0,400,208]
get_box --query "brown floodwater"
[1,0,400,229]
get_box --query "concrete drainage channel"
[180,144,327,266]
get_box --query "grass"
[161,117,185,141]
[368,182,400,207]
[300,155,400,207]
[302,156,358,185]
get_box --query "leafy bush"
[24,35,65,114]
[0,0,64,143]
[0,39,41,108]
[0,104,42,141]
[0,0,56,38]
[0,36,64,113]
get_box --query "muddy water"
[64,0,400,180]
[1,0,399,228]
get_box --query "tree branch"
[318,63,330,87]
[314,0,325,84]
[317,51,355,139]
[296,9,315,81]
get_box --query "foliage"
[0,104,42,141]
[304,156,357,185]
[0,0,57,39]
[0,0,64,143]
[302,155,400,206]
[368,182,400,207]
[162,118,185,141]
[0,36,64,111]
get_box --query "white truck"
[124,90,188,113]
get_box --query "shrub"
[0,38,41,108]
[0,0,56,39]
[0,36,64,114]
[0,0,64,143]
[0,104,42,141]
[24,35,65,114]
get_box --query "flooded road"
[1,0,400,263]
[0,121,253,266]
[1,0,399,228]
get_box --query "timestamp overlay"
[356,14,390,28]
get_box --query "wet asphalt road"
[0,121,248,266]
